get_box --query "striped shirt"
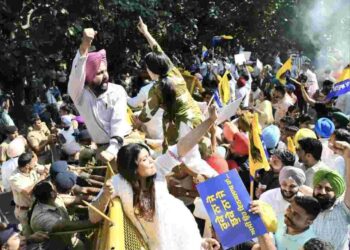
[313,198,350,250]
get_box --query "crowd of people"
[0,17,349,250]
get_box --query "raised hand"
[333,141,350,160]
[80,28,97,56]
[82,28,97,45]
[208,105,218,123]
[137,16,148,35]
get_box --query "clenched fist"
[80,28,97,55]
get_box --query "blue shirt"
[274,216,316,250]
[0,109,15,126]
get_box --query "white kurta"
[105,146,204,250]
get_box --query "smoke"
[291,0,350,70]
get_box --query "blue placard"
[197,169,267,249]
[327,78,350,100]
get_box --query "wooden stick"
[107,162,115,176]
[82,200,114,225]
[73,166,107,170]
[203,95,215,116]
[49,226,99,236]
[250,180,254,200]
[289,77,302,86]
[207,94,215,107]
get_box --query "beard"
[314,193,336,210]
[281,188,297,200]
[90,77,109,96]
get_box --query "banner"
[197,170,267,249]
[327,79,350,99]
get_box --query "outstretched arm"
[68,28,96,103]
[177,106,217,157]
[89,179,115,224]
[137,16,161,52]
[301,85,316,106]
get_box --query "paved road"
[0,191,18,224]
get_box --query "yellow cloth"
[126,106,134,126]
[255,100,274,128]
[248,113,270,177]
[293,128,317,149]
[259,201,278,233]
[221,35,234,40]
[337,65,350,82]
[287,136,296,154]
[276,58,292,84]
[218,71,231,105]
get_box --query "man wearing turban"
[259,166,308,218]
[312,142,350,250]
[68,28,131,165]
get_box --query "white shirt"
[1,157,18,192]
[68,51,132,156]
[59,127,76,146]
[303,69,319,97]
[301,161,329,187]
[259,187,290,218]
[127,82,164,140]
[127,83,153,108]
[273,95,294,123]
[236,86,249,107]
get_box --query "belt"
[15,205,30,210]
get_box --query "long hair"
[145,52,176,122]
[117,143,156,220]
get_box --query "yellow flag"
[287,136,296,154]
[337,65,350,82]
[248,113,270,177]
[221,35,234,40]
[218,70,231,105]
[276,58,292,84]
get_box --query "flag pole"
[250,175,254,200]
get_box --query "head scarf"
[223,122,238,142]
[279,166,306,186]
[54,171,77,191]
[262,125,280,149]
[313,168,345,198]
[314,118,335,138]
[230,132,249,156]
[294,128,317,149]
[6,137,25,158]
[61,115,72,127]
[206,154,229,174]
[85,49,107,83]
[237,76,246,88]
[332,111,350,128]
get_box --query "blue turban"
[54,172,77,191]
[262,125,281,149]
[50,160,68,177]
[314,118,335,138]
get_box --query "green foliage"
[0,0,298,91]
